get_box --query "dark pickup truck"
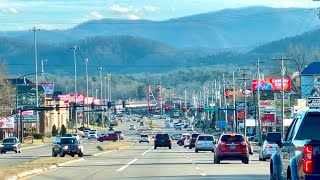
[270,109,320,180]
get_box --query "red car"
[98,133,119,142]
[214,133,249,164]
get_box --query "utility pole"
[30,27,40,134]
[253,58,264,145]
[239,67,251,137]
[273,56,292,137]
[223,74,228,131]
[70,45,80,133]
[232,71,237,133]
[97,67,104,128]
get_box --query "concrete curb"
[5,158,85,180]
[93,143,135,157]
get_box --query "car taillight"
[303,145,313,174]
[241,141,247,146]
[265,145,272,149]
[154,138,157,141]
[195,141,199,145]
[219,141,225,145]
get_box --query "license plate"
[230,145,236,149]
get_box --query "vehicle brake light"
[265,145,272,149]
[219,141,225,145]
[154,138,157,141]
[241,141,247,146]
[195,141,199,145]
[230,133,235,137]
[303,145,313,174]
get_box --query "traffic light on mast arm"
[198,105,203,112]
[182,105,187,112]
[148,106,152,112]
[91,103,95,109]
[165,105,170,112]
[55,104,60,111]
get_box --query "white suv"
[139,134,150,143]
[82,130,90,138]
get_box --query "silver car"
[259,140,278,161]
[195,135,216,153]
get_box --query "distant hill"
[0,6,318,49]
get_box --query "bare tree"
[0,65,16,117]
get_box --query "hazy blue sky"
[0,0,318,31]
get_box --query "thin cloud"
[128,14,140,20]
[87,11,103,19]
[109,5,133,14]
[143,6,157,12]
[1,8,19,14]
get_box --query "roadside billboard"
[301,75,320,98]
[252,78,291,91]
[0,117,14,129]
[27,82,54,95]
[17,85,45,108]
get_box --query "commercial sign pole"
[70,45,80,133]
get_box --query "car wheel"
[179,142,182,146]
[169,146,172,149]
[113,139,117,142]
[52,151,57,157]
[211,150,214,153]
[189,146,192,149]
[71,154,75,157]
[18,149,21,153]
[184,146,186,148]
[139,141,141,143]
[60,152,65,157]
[148,141,150,143]
[78,153,83,157]
[214,155,220,164]
[14,150,17,153]
[242,156,249,164]
[262,158,266,161]
[154,146,157,149]
[195,149,199,153]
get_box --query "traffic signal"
[182,105,187,112]
[72,103,77,111]
[91,103,95,109]
[198,105,203,112]
[148,106,152,112]
[114,108,117,114]
[165,105,170,112]
[107,102,111,109]
[122,101,126,108]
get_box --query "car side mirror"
[152,136,155,138]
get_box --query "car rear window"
[156,134,169,139]
[115,131,122,134]
[198,136,214,141]
[221,135,244,142]
[141,135,148,137]
[297,113,320,140]
[65,134,72,137]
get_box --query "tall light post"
[97,67,104,128]
[84,58,89,127]
[65,86,68,94]
[70,45,80,132]
[41,59,47,76]
[107,74,111,102]
[30,27,40,134]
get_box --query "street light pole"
[30,27,40,134]
[70,45,80,132]
[41,59,47,77]
[84,58,89,127]
[97,67,104,128]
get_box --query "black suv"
[52,137,83,157]
[154,133,172,149]
[189,133,201,149]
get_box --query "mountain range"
[0,6,320,75]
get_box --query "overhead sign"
[236,102,245,107]
[307,97,320,108]
[252,78,291,91]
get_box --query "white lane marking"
[126,137,132,140]
[116,158,138,172]
[195,167,200,170]
[201,173,206,176]
[39,153,51,157]
[141,147,153,156]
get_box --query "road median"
[93,141,136,157]
[3,156,84,180]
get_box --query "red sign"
[93,99,102,105]
[58,94,69,103]
[0,117,14,129]
[84,97,95,104]
[261,113,275,122]
[252,78,291,91]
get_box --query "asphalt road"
[0,120,140,169]
[26,118,270,180]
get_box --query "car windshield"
[221,135,245,142]
[60,138,79,144]
[141,135,148,137]
[89,132,96,134]
[3,138,17,143]
[72,134,78,136]
[192,134,200,138]
[198,136,214,141]
[297,113,320,140]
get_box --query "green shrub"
[33,133,43,139]
[52,125,58,136]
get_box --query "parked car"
[139,134,150,143]
[214,133,249,164]
[52,137,83,157]
[154,133,172,149]
[114,131,125,140]
[195,134,216,153]
[0,137,21,154]
[270,109,320,180]
[184,136,190,148]
[97,133,118,142]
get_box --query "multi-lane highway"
[15,118,270,180]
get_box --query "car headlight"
[63,146,68,150]
[77,145,82,149]
[13,144,18,147]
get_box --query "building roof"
[301,62,320,75]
